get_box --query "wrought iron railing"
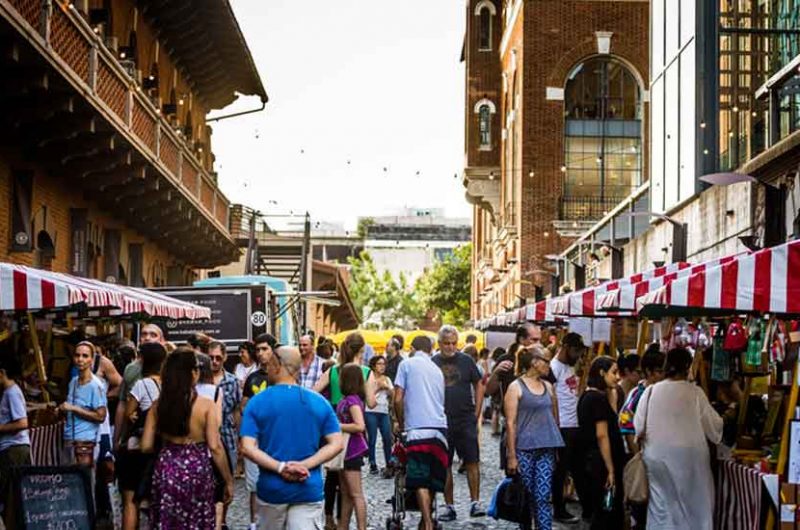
[5,0,230,230]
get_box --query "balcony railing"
[4,0,231,231]
[559,194,630,221]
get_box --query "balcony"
[558,184,634,220]
[0,0,239,267]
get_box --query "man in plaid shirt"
[298,335,324,389]
[209,341,242,528]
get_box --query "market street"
[225,426,575,530]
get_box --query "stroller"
[385,434,444,530]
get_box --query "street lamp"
[619,211,688,263]
[699,172,779,188]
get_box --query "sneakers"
[438,505,457,522]
[470,500,487,517]
[380,467,394,479]
[369,464,379,475]
[555,510,581,524]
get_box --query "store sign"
[162,289,251,347]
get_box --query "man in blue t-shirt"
[241,346,342,529]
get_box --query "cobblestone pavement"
[225,426,580,530]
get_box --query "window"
[475,0,496,51]
[479,105,492,146]
[474,99,496,149]
[562,57,643,220]
[479,8,491,50]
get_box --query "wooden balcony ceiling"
[0,29,239,268]
[138,0,267,109]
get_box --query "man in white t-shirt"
[549,332,588,524]
[394,336,447,530]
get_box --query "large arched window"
[475,0,496,51]
[562,57,643,220]
[474,99,496,149]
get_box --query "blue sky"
[211,0,470,230]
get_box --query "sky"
[211,0,470,231]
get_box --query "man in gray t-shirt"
[432,325,486,520]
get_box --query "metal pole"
[244,210,257,275]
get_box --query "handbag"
[623,386,651,504]
[489,475,531,524]
[723,318,748,352]
[324,431,351,471]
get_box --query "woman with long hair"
[505,347,564,530]
[314,332,376,409]
[577,356,625,530]
[633,348,722,530]
[336,364,369,530]
[141,348,233,528]
[365,355,394,476]
[118,343,166,530]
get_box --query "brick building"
[0,0,265,286]
[463,0,649,320]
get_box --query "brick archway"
[546,35,646,90]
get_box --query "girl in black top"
[577,356,625,530]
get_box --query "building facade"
[464,0,650,320]
[554,0,800,291]
[0,0,265,286]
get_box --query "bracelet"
[277,461,286,474]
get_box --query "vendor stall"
[590,239,800,530]
[0,263,210,469]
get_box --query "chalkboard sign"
[16,466,94,530]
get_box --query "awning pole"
[27,313,50,403]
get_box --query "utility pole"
[297,212,311,331]
[244,209,258,275]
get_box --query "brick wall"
[0,149,192,286]
[467,0,649,319]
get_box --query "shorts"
[256,499,323,530]
[117,450,152,492]
[343,456,363,471]
[245,458,259,493]
[405,436,448,493]
[447,423,479,464]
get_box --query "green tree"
[347,251,420,329]
[416,244,472,327]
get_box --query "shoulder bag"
[623,385,651,504]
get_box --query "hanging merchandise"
[743,318,768,374]
[723,318,748,353]
[711,325,731,382]
[770,319,787,364]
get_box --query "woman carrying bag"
[504,347,564,530]
[633,348,722,530]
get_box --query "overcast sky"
[211,0,469,230]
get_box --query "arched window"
[479,106,491,146]
[474,99,496,149]
[562,56,643,221]
[475,0,496,51]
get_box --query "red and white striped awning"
[524,297,565,323]
[552,262,692,317]
[0,263,210,320]
[638,239,800,316]
[596,255,743,312]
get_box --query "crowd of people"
[0,321,726,530]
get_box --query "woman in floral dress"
[142,347,233,529]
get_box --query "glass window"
[479,7,492,50]
[479,105,492,147]
[562,58,642,221]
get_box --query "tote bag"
[324,431,351,471]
